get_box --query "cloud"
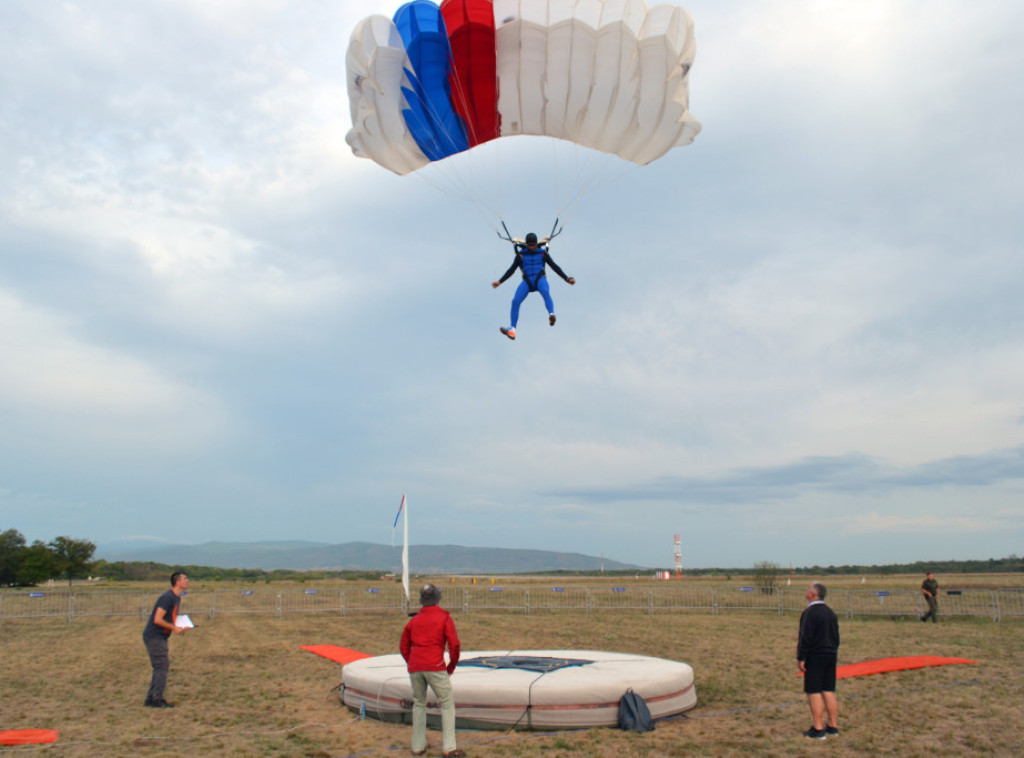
[889,448,1024,488]
[844,512,1005,535]
[550,446,1024,506]
[0,290,228,454]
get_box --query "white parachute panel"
[345,15,430,176]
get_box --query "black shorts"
[803,653,837,694]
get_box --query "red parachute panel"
[442,0,499,146]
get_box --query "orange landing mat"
[301,645,373,665]
[0,729,59,745]
[837,655,977,679]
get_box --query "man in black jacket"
[797,581,839,739]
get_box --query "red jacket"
[400,605,460,674]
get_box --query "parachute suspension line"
[548,141,577,223]
[493,132,506,227]
[403,89,502,227]
[435,65,488,202]
[406,155,501,231]
[546,138,634,229]
[396,48,475,195]
[408,163,488,219]
[561,156,636,225]
[550,138,565,222]
[398,50,510,230]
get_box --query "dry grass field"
[1,575,1022,757]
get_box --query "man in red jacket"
[400,584,463,757]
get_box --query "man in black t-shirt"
[142,571,190,707]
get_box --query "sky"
[2,1,1022,570]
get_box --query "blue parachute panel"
[393,1,469,161]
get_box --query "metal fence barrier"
[204,589,280,618]
[524,585,589,613]
[1,585,1021,623]
[994,587,1024,621]
[651,586,716,613]
[461,586,528,614]
[717,586,783,614]
[588,586,650,613]
[342,586,407,615]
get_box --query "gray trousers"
[143,634,170,702]
[409,670,457,753]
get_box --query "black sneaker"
[154,699,175,708]
[825,726,839,736]
[803,727,827,740]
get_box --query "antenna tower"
[673,534,683,577]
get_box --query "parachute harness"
[497,219,563,291]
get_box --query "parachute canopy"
[346,0,701,175]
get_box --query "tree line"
[554,555,1024,578]
[793,556,1023,576]
[0,528,386,586]
[0,528,97,586]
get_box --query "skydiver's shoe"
[500,327,516,340]
[825,726,839,736]
[549,314,556,326]
[803,727,826,740]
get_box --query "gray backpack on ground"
[618,688,654,732]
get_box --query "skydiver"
[491,232,575,340]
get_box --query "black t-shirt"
[143,589,180,639]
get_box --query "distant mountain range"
[96,540,642,574]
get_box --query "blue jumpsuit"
[496,246,572,328]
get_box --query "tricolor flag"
[392,494,405,542]
[393,494,410,602]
